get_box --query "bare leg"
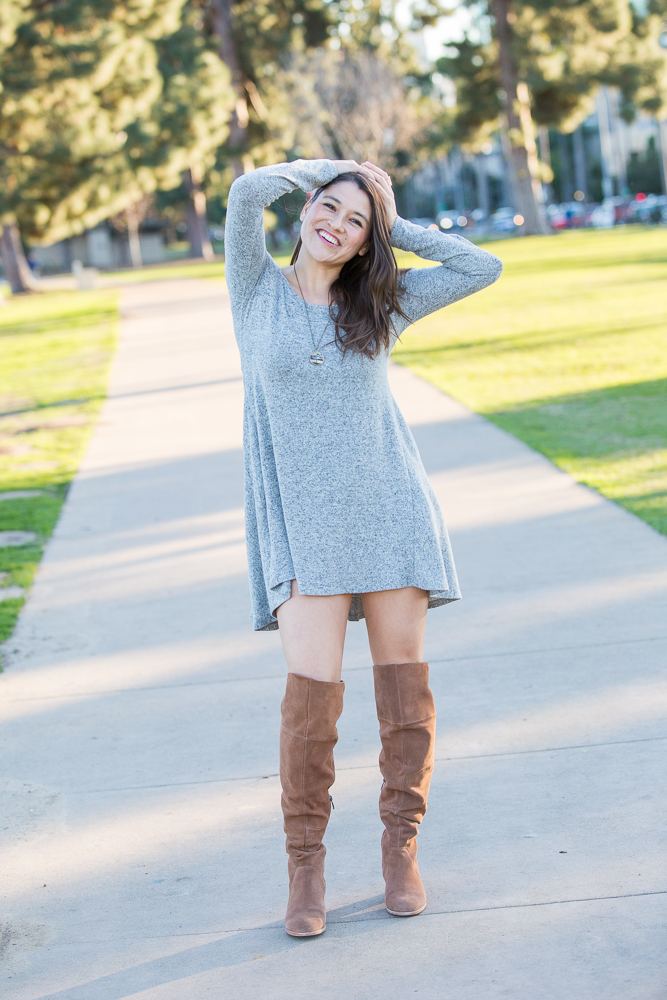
[361,587,429,665]
[276,580,352,682]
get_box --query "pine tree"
[437,0,667,234]
[0,0,234,287]
[0,0,38,290]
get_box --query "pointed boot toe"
[284,863,327,937]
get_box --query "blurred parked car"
[612,197,634,224]
[408,218,437,229]
[590,201,615,227]
[436,210,472,231]
[628,193,666,224]
[547,202,587,229]
[591,196,635,227]
[489,207,519,232]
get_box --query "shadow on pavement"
[35,896,388,1000]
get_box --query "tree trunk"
[491,0,549,234]
[658,119,667,196]
[0,220,39,293]
[516,82,547,213]
[573,127,588,201]
[184,165,214,260]
[125,204,143,268]
[558,132,574,201]
[475,154,490,218]
[596,87,615,198]
[452,148,465,212]
[610,89,629,196]
[538,126,554,203]
[498,113,518,208]
[208,0,248,179]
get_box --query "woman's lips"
[316,229,340,246]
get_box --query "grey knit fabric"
[225,160,503,631]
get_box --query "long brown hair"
[290,172,410,359]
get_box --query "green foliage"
[0,1,235,243]
[215,0,446,83]
[0,289,118,648]
[207,0,442,182]
[437,0,667,146]
[0,1,455,239]
[206,0,333,174]
[436,38,503,147]
[394,227,667,536]
[220,0,331,78]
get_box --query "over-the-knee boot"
[280,672,344,937]
[373,661,435,917]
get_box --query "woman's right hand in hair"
[360,161,397,228]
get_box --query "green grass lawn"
[103,259,226,283]
[0,289,118,653]
[393,226,667,536]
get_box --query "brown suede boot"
[280,672,344,937]
[373,661,436,917]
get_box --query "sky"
[422,7,478,59]
[394,1,481,62]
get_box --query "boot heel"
[285,859,327,936]
[383,836,427,916]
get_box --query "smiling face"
[299,180,372,266]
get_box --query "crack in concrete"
[70,732,667,795]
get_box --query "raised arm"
[224,159,339,305]
[391,218,503,333]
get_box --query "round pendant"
[309,351,324,366]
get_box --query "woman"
[225,158,502,937]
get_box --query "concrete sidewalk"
[2,278,666,1000]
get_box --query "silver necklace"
[293,265,329,366]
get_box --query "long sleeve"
[224,159,340,310]
[390,217,503,334]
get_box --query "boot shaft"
[373,662,436,847]
[280,673,344,857]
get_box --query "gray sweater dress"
[225,159,503,631]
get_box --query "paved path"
[2,278,666,1000]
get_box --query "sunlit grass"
[104,260,226,283]
[394,227,667,535]
[0,289,118,651]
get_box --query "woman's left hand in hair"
[361,162,397,228]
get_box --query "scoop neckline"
[278,264,331,308]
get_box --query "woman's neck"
[282,248,340,305]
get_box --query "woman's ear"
[358,243,370,256]
[300,192,316,222]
